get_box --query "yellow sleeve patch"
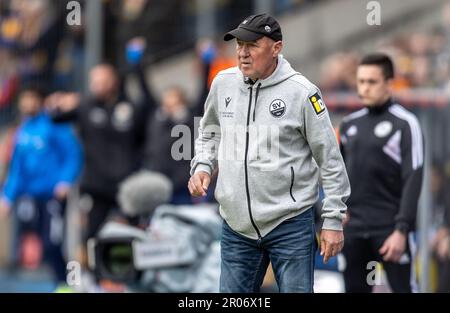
[309,93,326,115]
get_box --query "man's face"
[356,65,392,107]
[162,89,185,115]
[236,36,282,80]
[89,65,118,101]
[19,92,42,116]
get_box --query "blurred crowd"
[0,0,448,293]
[319,4,450,94]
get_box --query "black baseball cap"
[223,13,282,42]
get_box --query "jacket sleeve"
[301,87,351,231]
[395,118,424,233]
[1,141,22,204]
[127,64,158,117]
[338,122,347,160]
[52,124,83,185]
[190,78,221,176]
[50,106,80,123]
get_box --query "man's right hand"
[320,229,345,263]
[188,171,211,197]
[45,92,80,112]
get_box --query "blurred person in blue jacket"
[0,85,82,283]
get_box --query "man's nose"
[360,84,370,94]
[238,46,249,57]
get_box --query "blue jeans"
[220,208,317,293]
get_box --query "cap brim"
[223,27,264,42]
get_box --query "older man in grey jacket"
[188,13,350,293]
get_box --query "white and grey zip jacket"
[191,55,351,240]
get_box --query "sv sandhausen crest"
[269,99,286,117]
[374,120,393,138]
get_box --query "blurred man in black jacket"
[143,42,211,205]
[49,63,156,244]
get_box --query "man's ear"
[386,77,394,93]
[273,40,283,57]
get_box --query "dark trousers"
[78,190,118,244]
[436,258,450,292]
[342,231,416,293]
[14,196,67,283]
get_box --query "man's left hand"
[379,230,406,262]
[320,229,344,263]
[54,183,71,201]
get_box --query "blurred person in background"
[0,0,67,91]
[319,52,359,92]
[375,37,414,92]
[143,38,222,205]
[0,86,82,284]
[435,3,450,94]
[204,39,237,89]
[105,0,184,70]
[339,53,424,292]
[431,162,450,292]
[407,32,434,88]
[0,49,19,113]
[48,59,156,263]
[51,16,85,93]
[143,86,195,205]
[0,49,19,181]
[440,2,450,53]
[432,208,450,292]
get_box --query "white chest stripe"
[342,108,369,122]
[388,105,423,169]
[383,130,402,164]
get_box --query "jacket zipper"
[253,83,262,160]
[290,166,297,202]
[245,85,262,240]
[252,83,262,122]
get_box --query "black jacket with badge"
[143,61,209,198]
[339,99,424,236]
[144,107,193,196]
[52,67,156,200]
